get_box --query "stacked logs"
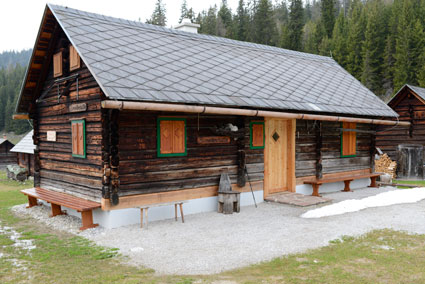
[375,153,397,178]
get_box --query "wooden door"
[264,118,296,197]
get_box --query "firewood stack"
[375,153,397,178]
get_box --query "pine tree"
[234,0,249,41]
[146,0,167,26]
[418,49,425,87]
[393,0,415,91]
[200,5,218,35]
[179,0,196,23]
[346,0,366,80]
[179,0,188,23]
[302,20,318,53]
[253,0,277,45]
[217,0,233,37]
[287,0,304,51]
[321,0,336,38]
[331,11,348,68]
[412,19,424,84]
[361,0,387,96]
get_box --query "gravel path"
[12,186,425,275]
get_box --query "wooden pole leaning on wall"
[315,121,323,179]
[101,100,410,126]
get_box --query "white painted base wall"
[41,178,370,229]
[42,190,264,229]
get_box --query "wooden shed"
[0,137,15,168]
[13,4,407,228]
[10,130,35,176]
[376,84,425,160]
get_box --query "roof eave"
[15,5,51,115]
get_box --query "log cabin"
[10,130,35,176]
[376,85,425,160]
[14,4,408,229]
[0,136,15,168]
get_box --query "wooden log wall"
[17,153,35,176]
[376,90,420,161]
[33,29,103,201]
[117,111,264,197]
[295,120,373,178]
[0,142,16,166]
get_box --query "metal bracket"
[36,73,79,104]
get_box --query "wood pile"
[375,154,397,178]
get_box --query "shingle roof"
[10,131,35,154]
[407,84,425,101]
[43,4,397,117]
[0,139,6,146]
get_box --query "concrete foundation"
[41,178,371,228]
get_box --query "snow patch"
[0,225,36,251]
[302,187,425,218]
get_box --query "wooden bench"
[304,173,380,197]
[138,201,187,229]
[21,187,101,230]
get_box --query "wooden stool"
[139,201,186,229]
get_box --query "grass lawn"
[395,180,425,186]
[1,172,425,283]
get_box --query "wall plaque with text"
[69,103,87,113]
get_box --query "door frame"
[263,118,296,198]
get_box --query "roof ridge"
[48,3,337,65]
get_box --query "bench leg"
[175,204,178,221]
[179,203,184,223]
[27,196,38,208]
[140,208,144,228]
[79,210,98,231]
[369,177,378,188]
[342,180,352,192]
[311,184,321,197]
[50,203,66,217]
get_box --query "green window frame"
[250,121,265,149]
[340,122,357,158]
[71,119,86,158]
[157,117,187,157]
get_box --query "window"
[71,120,86,158]
[250,121,265,149]
[53,51,62,77]
[157,117,187,157]
[341,122,356,157]
[69,45,81,71]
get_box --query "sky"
[0,0,239,53]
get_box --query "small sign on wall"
[69,103,87,113]
[47,131,56,142]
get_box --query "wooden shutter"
[159,118,186,156]
[69,45,80,71]
[72,120,85,158]
[160,120,174,154]
[173,120,185,153]
[53,51,62,77]
[72,123,78,155]
[342,122,356,156]
[78,123,84,155]
[252,123,264,148]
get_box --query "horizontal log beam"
[13,114,30,120]
[101,100,410,126]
